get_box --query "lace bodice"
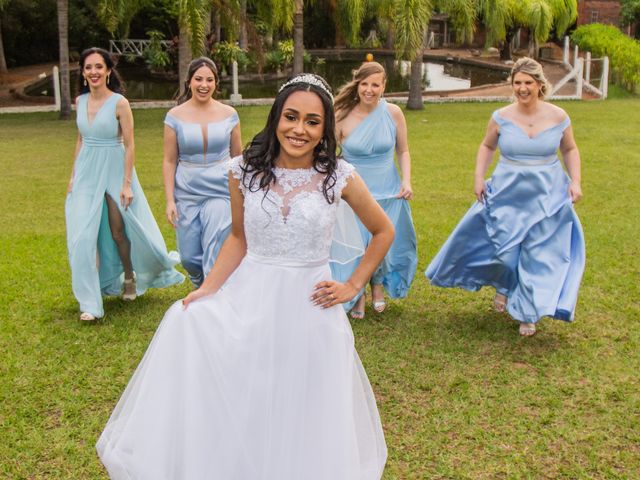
[229,157,355,262]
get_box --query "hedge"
[571,24,640,93]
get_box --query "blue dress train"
[65,93,184,318]
[331,100,417,310]
[426,110,585,323]
[165,112,239,287]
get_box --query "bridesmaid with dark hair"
[65,47,183,321]
[163,56,242,287]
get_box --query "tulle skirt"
[97,252,387,480]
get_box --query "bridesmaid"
[66,47,184,321]
[332,61,417,318]
[426,57,585,336]
[163,57,242,287]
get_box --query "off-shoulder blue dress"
[426,110,585,324]
[164,112,239,287]
[65,93,184,318]
[331,100,417,310]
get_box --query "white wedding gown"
[97,157,387,479]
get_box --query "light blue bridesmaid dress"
[164,112,239,287]
[331,99,418,310]
[65,93,184,318]
[426,109,585,324]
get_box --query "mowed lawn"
[1,98,638,479]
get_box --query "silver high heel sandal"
[122,273,137,301]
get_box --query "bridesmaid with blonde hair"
[426,57,585,336]
[331,60,417,318]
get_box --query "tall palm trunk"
[57,0,71,120]
[293,0,304,75]
[239,0,248,49]
[178,22,192,96]
[407,27,427,110]
[0,20,7,73]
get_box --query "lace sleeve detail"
[334,158,356,197]
[227,155,247,193]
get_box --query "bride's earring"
[83,77,87,86]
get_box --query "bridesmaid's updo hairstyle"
[176,57,220,104]
[78,47,124,95]
[242,73,339,204]
[509,57,551,99]
[334,61,386,121]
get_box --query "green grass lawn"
[1,98,639,479]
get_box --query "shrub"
[143,30,171,71]
[571,24,640,92]
[211,41,250,74]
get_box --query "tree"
[57,0,71,120]
[97,0,218,95]
[393,0,476,109]
[477,0,577,60]
[621,0,640,38]
[0,0,9,73]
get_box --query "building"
[577,0,621,27]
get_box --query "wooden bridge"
[109,39,172,57]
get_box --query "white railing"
[559,36,609,99]
[109,39,172,57]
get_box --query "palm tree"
[478,0,576,60]
[57,0,71,120]
[293,0,304,74]
[98,0,220,95]
[0,0,10,74]
[394,0,431,110]
[394,0,476,110]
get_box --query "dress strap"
[164,113,180,130]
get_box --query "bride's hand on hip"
[311,280,358,309]
[182,288,212,309]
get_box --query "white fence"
[109,39,172,57]
[553,36,609,99]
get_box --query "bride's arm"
[182,174,247,307]
[311,172,394,308]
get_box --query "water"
[25,54,508,100]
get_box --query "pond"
[25,53,508,101]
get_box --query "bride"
[97,73,394,479]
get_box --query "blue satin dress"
[165,112,239,287]
[426,110,585,324]
[331,100,418,310]
[65,93,184,318]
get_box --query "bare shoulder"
[167,103,187,117]
[543,102,569,122]
[386,101,405,121]
[116,95,130,108]
[497,104,516,118]
[218,102,238,116]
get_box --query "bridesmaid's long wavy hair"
[334,61,386,122]
[77,48,124,95]
[242,73,339,204]
[176,57,220,104]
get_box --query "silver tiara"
[278,74,333,101]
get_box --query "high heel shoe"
[79,312,96,322]
[122,273,137,301]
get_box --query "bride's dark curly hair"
[241,74,339,204]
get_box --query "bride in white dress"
[97,74,394,480]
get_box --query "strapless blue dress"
[165,112,239,287]
[426,110,585,324]
[331,100,417,310]
[65,93,184,318]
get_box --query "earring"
[83,77,87,86]
[107,74,110,84]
